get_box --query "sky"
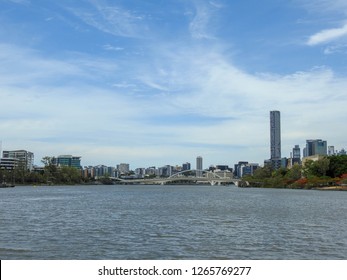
[0,0,347,169]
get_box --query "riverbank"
[314,186,347,191]
[240,179,347,191]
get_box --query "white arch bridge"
[105,170,248,186]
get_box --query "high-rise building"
[270,111,281,159]
[270,110,281,169]
[196,156,203,177]
[292,145,301,165]
[182,162,191,171]
[117,163,130,174]
[2,150,34,171]
[304,140,327,157]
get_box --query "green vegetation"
[243,155,347,189]
[0,156,84,185]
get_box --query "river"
[0,184,346,259]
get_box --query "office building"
[1,150,34,171]
[234,161,248,178]
[216,165,230,171]
[303,140,327,157]
[196,156,203,177]
[182,162,191,171]
[54,155,81,169]
[117,163,130,174]
[328,146,335,156]
[292,145,301,165]
[0,157,20,170]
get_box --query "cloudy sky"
[0,0,346,169]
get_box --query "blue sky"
[1,0,347,169]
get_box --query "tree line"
[2,155,347,187]
[243,155,347,189]
[0,156,84,185]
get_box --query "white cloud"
[1,33,347,167]
[307,24,347,45]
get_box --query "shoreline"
[314,186,347,191]
[7,182,347,191]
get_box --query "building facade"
[117,163,130,175]
[1,150,34,171]
[270,110,281,169]
[292,145,301,165]
[270,110,281,159]
[196,156,203,177]
[182,162,191,171]
[328,146,335,156]
[303,140,327,157]
[53,155,81,169]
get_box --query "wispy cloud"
[1,40,346,166]
[296,0,347,13]
[323,44,347,54]
[102,44,124,51]
[189,1,221,39]
[1,1,347,167]
[67,1,147,38]
[307,23,347,45]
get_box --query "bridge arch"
[168,169,223,179]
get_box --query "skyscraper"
[270,111,281,159]
[196,156,203,177]
[292,145,301,165]
[270,111,281,169]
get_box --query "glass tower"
[196,156,203,177]
[270,111,281,160]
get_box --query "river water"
[0,184,346,259]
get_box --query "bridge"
[103,170,246,186]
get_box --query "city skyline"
[1,0,347,168]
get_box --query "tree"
[286,164,302,181]
[253,165,272,179]
[303,157,330,177]
[41,156,58,183]
[327,155,347,178]
[273,167,288,178]
[59,166,82,184]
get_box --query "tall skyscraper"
[270,110,281,160]
[196,156,203,177]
